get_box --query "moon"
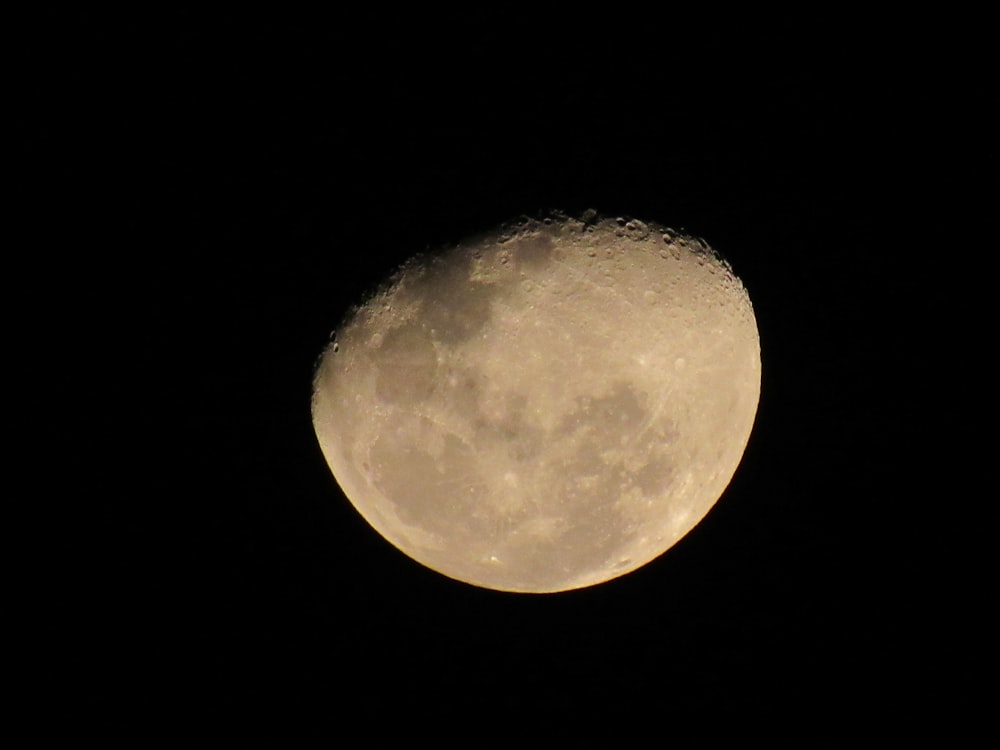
[311,212,760,593]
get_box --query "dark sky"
[42,10,990,742]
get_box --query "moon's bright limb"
[312,212,760,593]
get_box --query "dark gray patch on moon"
[421,254,502,346]
[374,321,438,404]
[510,233,555,269]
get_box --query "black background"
[34,9,991,743]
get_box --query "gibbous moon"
[312,212,760,593]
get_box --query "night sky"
[42,10,990,742]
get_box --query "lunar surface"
[311,212,760,592]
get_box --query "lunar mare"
[311,213,760,593]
